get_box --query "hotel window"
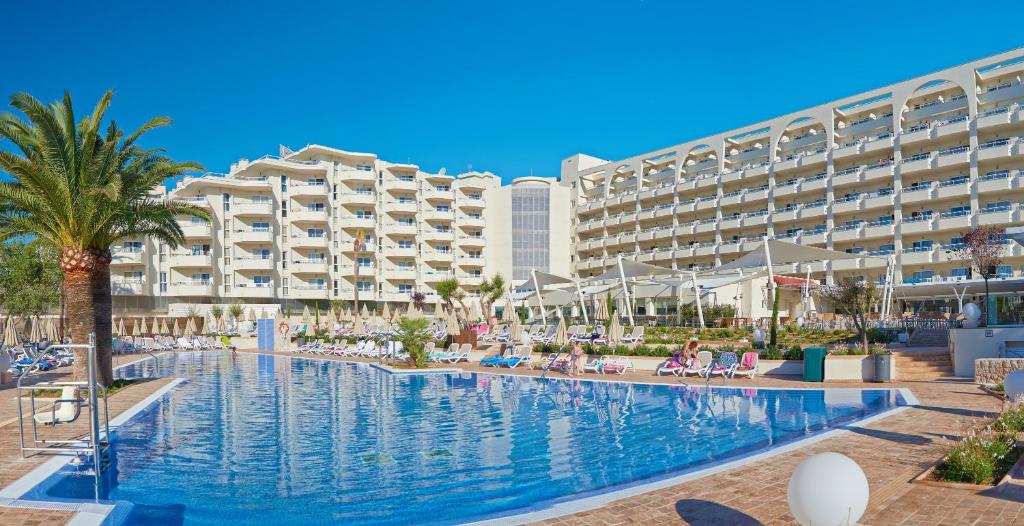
[281,175,287,193]
[434,225,450,233]
[307,228,325,238]
[398,217,414,226]
[124,241,143,253]
[877,244,895,255]
[281,200,288,217]
[125,271,143,282]
[309,178,325,186]
[332,184,338,200]
[308,252,326,263]
[398,196,415,204]
[398,174,414,182]
[333,255,338,272]
[437,245,451,254]
[253,275,272,287]
[468,193,482,200]
[951,268,970,279]
[190,244,208,256]
[159,272,167,292]
[398,240,414,249]
[398,260,414,269]
[435,185,450,192]
[192,272,211,284]
[333,280,339,297]
[253,222,270,232]
[307,202,325,212]
[435,204,450,212]
[255,248,272,260]
[398,284,414,294]
[356,281,373,292]
[223,193,231,212]
[356,164,372,171]
[356,187,373,195]
[997,265,1013,278]
[357,256,371,268]
[356,210,373,219]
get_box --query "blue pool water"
[24,352,905,525]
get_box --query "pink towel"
[740,352,757,369]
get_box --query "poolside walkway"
[0,354,170,526]
[0,349,1018,525]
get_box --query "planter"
[874,353,893,382]
[913,442,1024,491]
[823,354,873,382]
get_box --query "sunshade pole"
[575,279,590,325]
[690,271,704,328]
[880,257,890,319]
[531,268,547,325]
[616,255,635,326]
[803,265,812,317]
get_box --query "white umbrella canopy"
[607,315,622,347]
[45,317,58,342]
[116,318,126,337]
[28,316,41,343]
[509,310,521,344]
[502,302,515,322]
[327,307,338,326]
[447,307,461,337]
[140,317,149,337]
[552,315,568,348]
[353,315,364,336]
[184,317,196,338]
[132,319,141,337]
[382,303,392,322]
[469,298,483,323]
[302,305,311,324]
[342,307,351,322]
[360,304,370,319]
[160,318,170,336]
[171,319,180,338]
[594,298,609,322]
[3,317,19,347]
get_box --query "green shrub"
[995,404,1024,433]
[938,429,1015,485]
[761,345,782,360]
[782,345,803,360]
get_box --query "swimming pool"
[16,352,907,525]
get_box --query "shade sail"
[585,258,679,282]
[716,239,864,272]
[532,270,576,288]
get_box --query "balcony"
[422,271,454,283]
[831,224,864,243]
[383,223,418,236]
[422,251,454,263]
[936,178,969,200]
[422,189,455,202]
[899,153,934,175]
[384,178,418,192]
[900,216,934,235]
[862,192,895,210]
[290,285,331,299]
[234,256,274,271]
[694,219,716,234]
[290,260,330,274]
[384,201,418,214]
[832,195,862,215]
[935,146,971,169]
[831,258,862,272]
[422,230,454,242]
[172,196,212,209]
[289,208,329,223]
[112,280,145,295]
[935,210,971,231]
[336,193,377,206]
[233,201,273,216]
[337,167,376,182]
[169,253,212,268]
[338,216,376,229]
[977,138,1016,162]
[169,281,213,296]
[385,268,418,280]
[654,204,674,219]
[977,204,1016,226]
[458,215,486,228]
[903,96,968,123]
[289,235,328,248]
[111,250,144,265]
[457,235,486,247]
[832,166,865,188]
[901,247,936,265]
[901,183,935,204]
[694,196,717,211]
[744,186,770,203]
[181,224,212,238]
[233,229,274,243]
[863,221,895,239]
[288,183,328,197]
[863,162,894,181]
[978,170,1018,194]
[231,283,275,298]
[421,210,455,222]
[385,246,417,258]
[458,256,485,267]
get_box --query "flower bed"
[915,404,1024,488]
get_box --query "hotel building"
[562,48,1024,308]
[110,145,566,314]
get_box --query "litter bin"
[803,346,827,382]
[874,353,893,382]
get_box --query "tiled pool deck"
[0,349,1018,525]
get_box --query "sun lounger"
[683,350,712,377]
[656,351,687,376]
[734,352,758,378]
[707,351,739,378]
[620,326,644,344]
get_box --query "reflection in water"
[27,352,902,526]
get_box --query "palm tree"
[0,91,207,384]
[478,274,506,320]
[436,278,464,311]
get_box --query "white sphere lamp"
[1005,370,1024,402]
[962,302,981,329]
[788,452,869,526]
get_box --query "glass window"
[398,284,414,293]
[253,222,270,232]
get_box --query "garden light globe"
[753,328,765,344]
[962,302,981,328]
[788,452,868,526]
[1005,370,1024,402]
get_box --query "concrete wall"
[950,327,1024,377]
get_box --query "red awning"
[773,275,819,288]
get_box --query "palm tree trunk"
[61,247,103,382]
[91,250,114,386]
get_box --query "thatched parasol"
[447,307,460,337]
[116,318,127,337]
[131,319,141,337]
[172,319,182,337]
[3,317,20,347]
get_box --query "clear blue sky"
[1,1,1022,184]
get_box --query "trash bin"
[874,353,892,382]
[803,346,827,382]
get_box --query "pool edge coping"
[0,356,185,526]
[3,351,921,526]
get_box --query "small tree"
[396,316,432,368]
[948,226,1005,324]
[229,302,244,322]
[436,278,464,309]
[769,289,781,349]
[605,291,614,326]
[211,305,223,323]
[478,274,506,320]
[821,278,879,352]
[0,241,61,318]
[410,291,426,311]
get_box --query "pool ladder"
[16,334,110,502]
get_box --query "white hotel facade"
[113,48,1024,317]
[111,145,569,314]
[562,48,1024,301]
